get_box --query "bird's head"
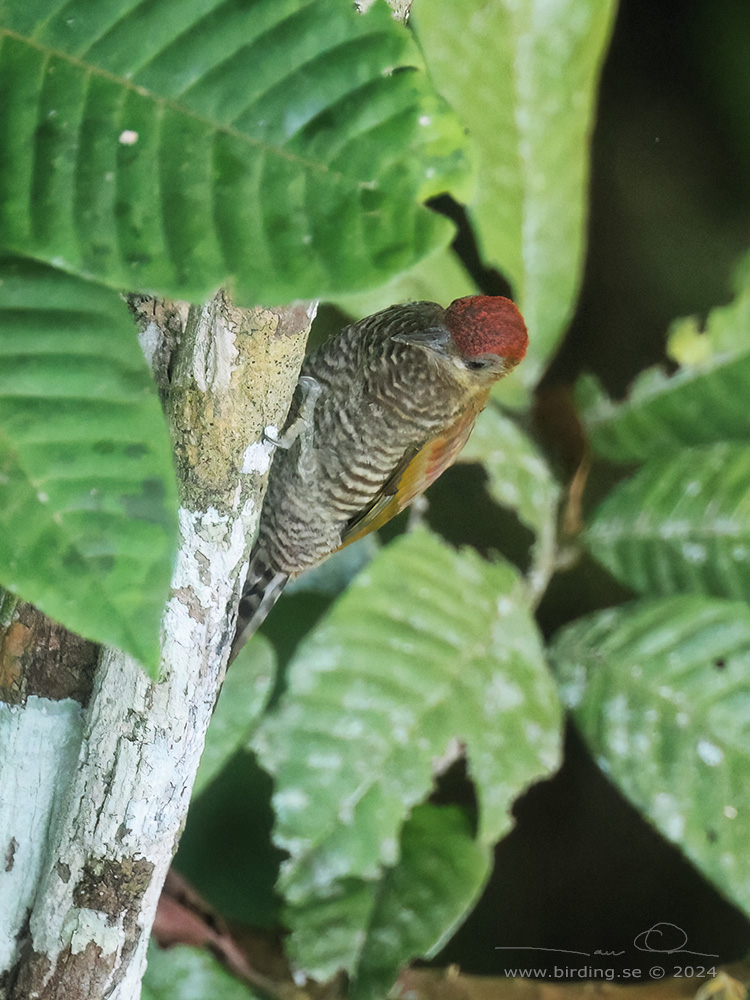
[393,295,528,385]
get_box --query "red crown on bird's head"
[444,295,528,362]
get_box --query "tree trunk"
[0,293,314,998]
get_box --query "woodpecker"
[230,295,527,659]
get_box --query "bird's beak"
[392,325,451,354]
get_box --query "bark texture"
[0,293,313,999]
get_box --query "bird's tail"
[229,553,289,664]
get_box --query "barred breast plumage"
[230,295,527,659]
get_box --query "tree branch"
[1,292,314,999]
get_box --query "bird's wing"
[339,404,481,548]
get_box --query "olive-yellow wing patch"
[340,402,483,548]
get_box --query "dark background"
[435,0,750,974]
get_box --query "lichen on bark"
[0,291,314,999]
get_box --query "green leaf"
[252,529,562,977]
[551,595,750,919]
[412,0,617,382]
[0,256,178,670]
[586,443,750,603]
[192,634,276,799]
[579,264,750,462]
[458,404,560,595]
[334,246,478,320]
[286,803,490,995]
[142,943,257,1000]
[0,0,465,304]
[176,750,283,930]
[351,805,490,1000]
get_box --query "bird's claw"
[263,375,322,455]
[263,426,284,448]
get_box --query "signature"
[495,922,719,958]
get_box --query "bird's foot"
[264,375,322,451]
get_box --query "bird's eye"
[465,357,492,370]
